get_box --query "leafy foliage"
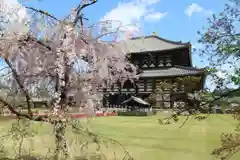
[197,0,240,159]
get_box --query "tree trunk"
[53,120,68,160]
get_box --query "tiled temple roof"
[124,35,190,53]
[139,65,205,78]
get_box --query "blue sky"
[19,0,228,69]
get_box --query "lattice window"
[157,56,172,67]
[166,58,172,66]
[149,63,155,67]
[158,59,164,67]
[139,55,148,68]
[149,55,157,67]
[142,63,148,68]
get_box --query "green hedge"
[117,111,153,116]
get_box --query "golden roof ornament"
[153,32,158,36]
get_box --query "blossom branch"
[0,96,27,118]
[160,87,240,127]
[24,6,60,21]
[74,0,98,25]
[4,59,33,117]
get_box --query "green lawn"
[89,115,240,160]
[0,115,240,160]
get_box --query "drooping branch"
[0,96,31,119]
[4,59,33,117]
[0,0,140,159]
[201,87,240,107]
[70,121,133,159]
[160,87,240,127]
[0,94,49,122]
[74,0,98,25]
[1,35,58,117]
[24,6,60,22]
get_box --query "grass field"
[89,115,240,160]
[0,114,240,160]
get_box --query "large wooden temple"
[100,35,206,108]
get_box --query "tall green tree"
[198,0,240,159]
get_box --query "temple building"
[100,35,206,108]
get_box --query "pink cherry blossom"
[0,3,138,119]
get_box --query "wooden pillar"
[111,84,114,92]
[152,78,156,92]
[117,81,122,94]
[134,80,138,94]
[170,95,173,108]
[144,79,147,92]
[156,93,161,108]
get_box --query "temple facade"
[100,35,206,108]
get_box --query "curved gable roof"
[139,65,205,78]
[125,35,190,53]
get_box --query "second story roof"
[124,35,190,53]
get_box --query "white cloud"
[101,0,167,34]
[140,0,161,5]
[145,12,168,21]
[185,3,213,17]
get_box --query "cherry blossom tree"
[0,0,137,159]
